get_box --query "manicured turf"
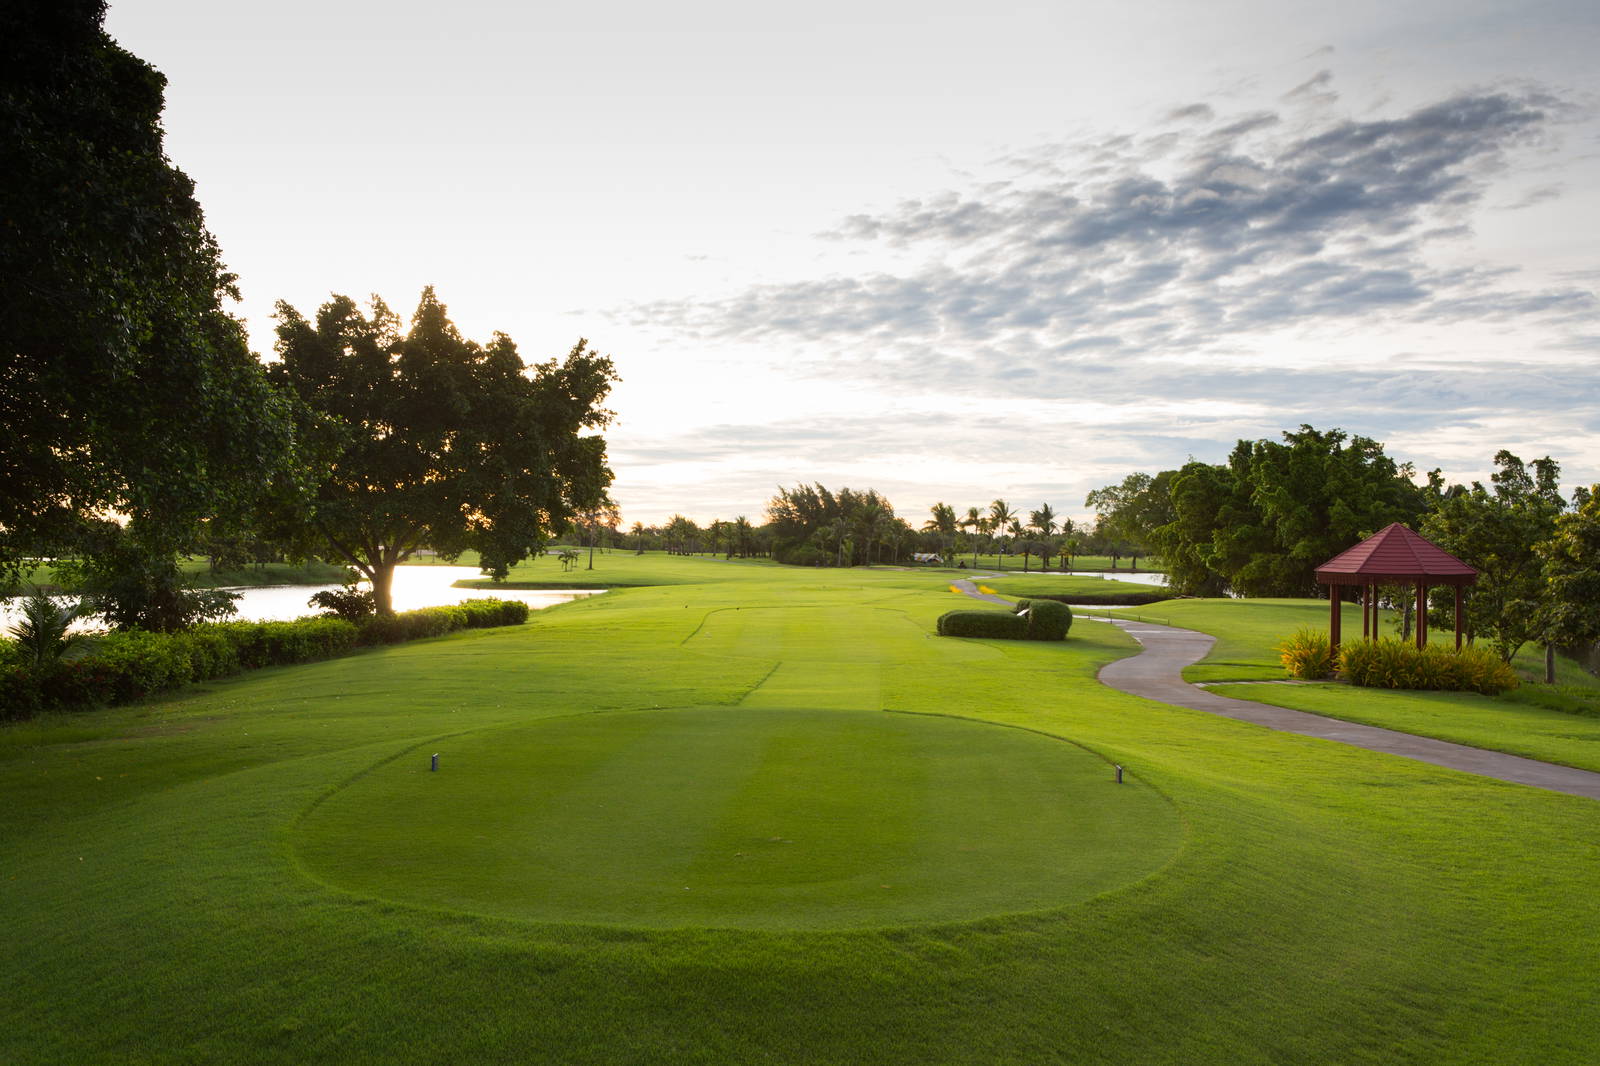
[5,552,1600,1064]
[295,705,1179,929]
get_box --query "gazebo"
[1315,523,1478,653]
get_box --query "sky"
[106,0,1600,528]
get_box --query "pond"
[0,565,602,632]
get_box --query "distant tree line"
[1084,425,1600,664]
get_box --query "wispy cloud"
[624,85,1591,373]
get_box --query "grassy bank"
[8,557,349,594]
[4,556,1597,1064]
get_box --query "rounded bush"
[1014,599,1073,641]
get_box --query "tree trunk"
[371,564,395,616]
[1546,644,1556,684]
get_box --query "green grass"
[295,705,1179,929]
[983,572,1169,605]
[4,561,1600,1063]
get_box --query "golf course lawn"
[5,552,1599,1064]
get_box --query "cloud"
[1495,183,1565,210]
[622,84,1591,366]
[1282,69,1339,106]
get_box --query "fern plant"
[8,586,89,668]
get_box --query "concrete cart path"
[951,581,1600,801]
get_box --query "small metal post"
[1114,764,1124,784]
[431,753,439,772]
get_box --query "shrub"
[0,664,42,720]
[776,545,829,567]
[937,610,1029,640]
[308,585,377,622]
[1337,638,1518,695]
[1277,627,1333,679]
[458,599,530,628]
[0,599,528,720]
[212,617,359,667]
[1014,599,1073,641]
[358,606,467,646]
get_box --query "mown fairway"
[5,553,1599,1064]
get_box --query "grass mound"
[293,706,1180,929]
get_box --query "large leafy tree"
[1141,426,1426,597]
[270,289,616,614]
[1421,451,1570,661]
[1540,486,1600,650]
[1086,472,1175,568]
[1,0,295,580]
[766,484,898,566]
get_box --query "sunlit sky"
[108,0,1600,528]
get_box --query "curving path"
[952,581,1600,801]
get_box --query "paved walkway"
[952,581,1600,801]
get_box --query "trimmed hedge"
[1338,638,1518,695]
[937,610,1029,640]
[0,598,533,720]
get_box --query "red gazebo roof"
[1315,523,1477,586]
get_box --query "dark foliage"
[0,0,296,579]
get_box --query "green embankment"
[3,553,1598,1064]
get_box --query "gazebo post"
[1415,580,1427,649]
[1454,585,1463,651]
[1361,585,1369,639]
[1329,583,1341,656]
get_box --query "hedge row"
[936,599,1074,642]
[0,598,532,720]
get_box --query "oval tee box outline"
[287,704,1189,934]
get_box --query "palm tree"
[962,506,984,567]
[924,502,957,564]
[629,521,647,554]
[1030,504,1057,570]
[1008,518,1030,571]
[732,515,753,558]
[988,500,1016,571]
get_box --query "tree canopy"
[1097,426,1427,596]
[269,289,616,613]
[0,0,294,577]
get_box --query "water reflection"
[0,565,602,631]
